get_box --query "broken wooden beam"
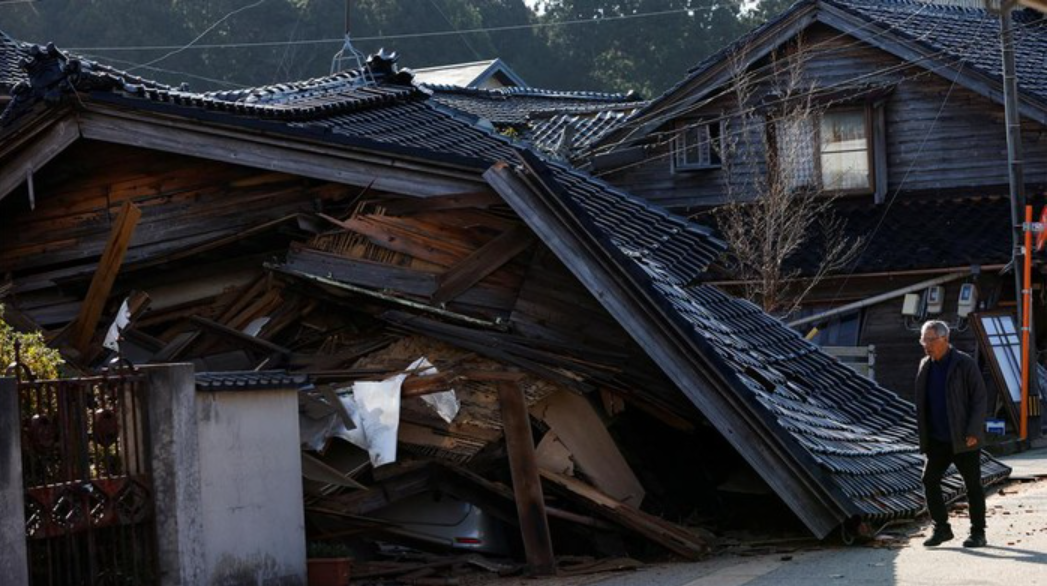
[431,224,535,306]
[539,469,709,561]
[402,371,458,398]
[497,379,556,576]
[68,200,142,354]
[188,315,292,356]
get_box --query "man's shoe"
[923,527,954,547]
[963,532,987,548]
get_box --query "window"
[672,120,723,171]
[820,110,871,191]
[774,105,885,197]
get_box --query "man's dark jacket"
[914,347,987,454]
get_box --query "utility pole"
[1000,0,1026,324]
[995,0,1037,441]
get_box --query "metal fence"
[14,357,158,586]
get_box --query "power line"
[589,0,938,155]
[587,8,1043,178]
[125,0,268,72]
[79,53,250,88]
[67,7,700,53]
[590,39,962,178]
[427,0,484,62]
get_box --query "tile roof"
[697,195,1014,277]
[519,151,1010,527]
[631,0,1047,136]
[812,195,1012,275]
[826,0,1047,104]
[196,370,311,391]
[0,37,1011,533]
[428,85,642,126]
[528,107,642,157]
[0,30,26,92]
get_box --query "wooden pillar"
[495,377,556,576]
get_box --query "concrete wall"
[144,364,207,586]
[0,377,28,586]
[0,366,305,586]
[197,389,306,586]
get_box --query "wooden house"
[587,0,1047,412]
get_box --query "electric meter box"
[902,293,921,316]
[925,286,944,314]
[958,283,978,317]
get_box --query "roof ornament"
[1,43,82,126]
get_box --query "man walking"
[915,320,988,548]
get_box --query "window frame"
[815,106,876,196]
[770,101,887,199]
[671,118,725,172]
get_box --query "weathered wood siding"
[603,23,1047,211]
[0,140,355,276]
[857,279,992,402]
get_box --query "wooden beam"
[497,380,556,576]
[0,117,80,204]
[68,200,142,354]
[540,469,708,560]
[432,224,535,305]
[77,110,483,198]
[401,372,457,398]
[188,315,292,356]
[381,191,502,215]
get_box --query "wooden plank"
[151,331,200,363]
[380,191,502,215]
[535,431,575,477]
[497,380,556,576]
[0,117,80,204]
[77,109,485,197]
[188,315,292,356]
[540,469,708,560]
[401,372,457,398]
[431,224,535,305]
[68,200,142,354]
[531,390,645,507]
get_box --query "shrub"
[0,305,64,380]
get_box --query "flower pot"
[307,557,352,586]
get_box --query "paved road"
[544,447,1047,586]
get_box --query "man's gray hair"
[921,320,950,340]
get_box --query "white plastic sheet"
[102,298,132,352]
[331,357,460,467]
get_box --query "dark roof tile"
[196,370,311,391]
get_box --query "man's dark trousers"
[922,439,986,531]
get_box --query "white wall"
[197,389,306,586]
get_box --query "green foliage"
[0,0,794,97]
[0,305,64,380]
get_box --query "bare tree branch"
[711,35,864,316]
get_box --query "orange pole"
[1021,205,1032,441]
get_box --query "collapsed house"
[0,32,1010,571]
